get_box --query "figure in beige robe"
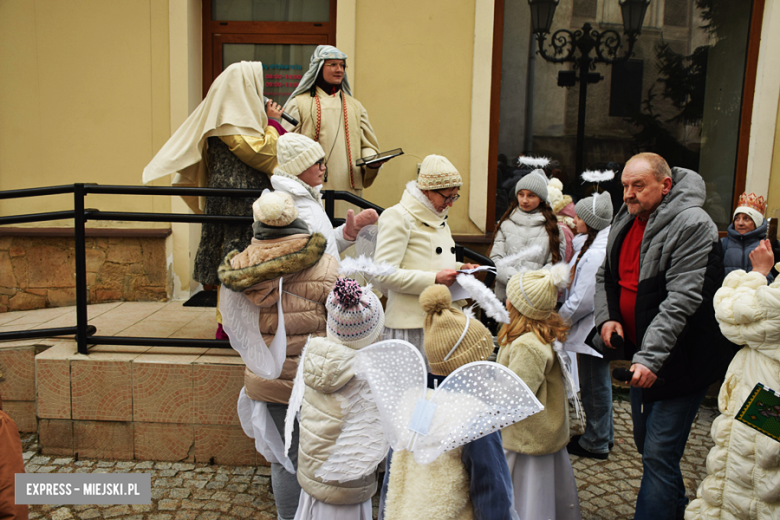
[282,45,382,201]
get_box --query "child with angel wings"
[498,265,583,520]
[284,278,388,520]
[366,285,543,519]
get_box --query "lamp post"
[528,0,650,176]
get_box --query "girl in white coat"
[490,169,566,301]
[561,191,615,460]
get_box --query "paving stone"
[52,458,74,465]
[170,487,192,499]
[159,499,181,510]
[135,461,154,469]
[174,512,200,520]
[256,466,272,476]
[103,504,131,518]
[30,456,51,465]
[50,507,74,519]
[96,461,115,468]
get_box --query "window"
[202,0,337,98]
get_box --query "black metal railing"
[0,184,494,354]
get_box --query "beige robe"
[283,87,381,196]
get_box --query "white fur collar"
[273,171,322,202]
[405,181,449,218]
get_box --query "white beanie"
[416,155,463,190]
[274,133,325,177]
[252,191,298,227]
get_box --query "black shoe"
[571,434,614,450]
[567,437,608,460]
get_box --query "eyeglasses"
[315,159,327,169]
[323,61,346,70]
[434,191,460,204]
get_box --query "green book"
[736,382,780,443]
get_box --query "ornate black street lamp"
[528,0,650,175]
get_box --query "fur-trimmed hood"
[219,232,328,292]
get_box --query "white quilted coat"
[685,269,780,520]
[490,209,566,301]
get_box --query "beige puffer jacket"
[297,336,380,504]
[685,269,780,519]
[219,232,338,404]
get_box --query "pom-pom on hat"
[734,192,767,229]
[574,191,613,231]
[416,154,463,191]
[514,169,549,202]
[274,133,326,177]
[326,278,384,349]
[251,191,299,227]
[506,263,570,320]
[419,285,493,376]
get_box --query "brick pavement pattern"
[21,399,718,520]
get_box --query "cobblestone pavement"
[22,399,717,520]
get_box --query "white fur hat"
[252,191,298,227]
[274,133,325,177]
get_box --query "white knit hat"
[326,279,385,349]
[416,155,463,190]
[275,133,325,177]
[251,191,298,227]
[506,264,570,320]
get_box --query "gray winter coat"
[593,167,735,402]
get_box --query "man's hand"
[629,363,657,388]
[342,209,379,241]
[600,321,623,349]
[435,269,459,287]
[265,99,283,120]
[750,239,775,276]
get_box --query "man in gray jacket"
[593,153,734,520]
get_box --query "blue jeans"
[630,386,707,520]
[578,354,614,454]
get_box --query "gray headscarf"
[283,45,352,109]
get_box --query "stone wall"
[0,233,171,312]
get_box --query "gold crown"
[737,192,767,214]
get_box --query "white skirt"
[505,447,582,520]
[293,490,372,520]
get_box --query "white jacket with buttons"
[374,182,462,329]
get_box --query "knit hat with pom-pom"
[506,263,570,320]
[419,285,493,375]
[326,278,384,349]
[251,191,299,227]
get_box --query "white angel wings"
[285,338,389,484]
[354,340,544,465]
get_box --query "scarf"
[252,218,310,240]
